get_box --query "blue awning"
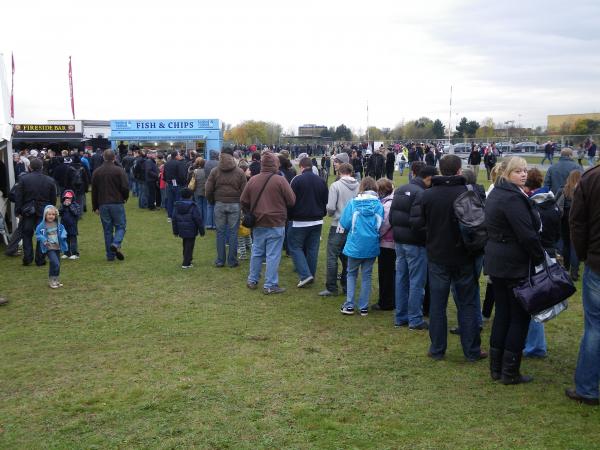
[109,135,207,141]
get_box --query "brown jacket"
[91,161,129,211]
[240,152,295,227]
[205,153,247,204]
[570,164,600,274]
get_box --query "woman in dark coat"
[484,157,545,385]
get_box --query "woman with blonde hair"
[484,156,545,384]
[557,170,583,280]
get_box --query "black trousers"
[22,215,45,265]
[489,277,531,353]
[482,281,495,318]
[182,237,196,266]
[377,247,396,310]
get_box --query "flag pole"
[10,52,14,121]
[69,56,75,120]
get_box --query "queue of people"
[2,144,599,407]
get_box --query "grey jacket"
[543,157,582,195]
[326,176,359,226]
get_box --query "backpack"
[70,166,84,189]
[453,185,487,255]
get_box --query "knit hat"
[333,152,349,164]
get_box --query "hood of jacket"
[260,152,280,174]
[355,192,380,216]
[431,175,466,187]
[39,204,60,226]
[339,176,359,192]
[530,188,555,205]
[174,200,195,214]
[218,153,237,171]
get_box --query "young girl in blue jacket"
[339,177,384,316]
[35,205,68,288]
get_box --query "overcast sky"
[1,0,599,133]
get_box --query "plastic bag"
[533,300,568,323]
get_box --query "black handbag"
[241,173,275,229]
[512,259,576,315]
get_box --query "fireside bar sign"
[14,124,76,132]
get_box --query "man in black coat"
[288,157,329,287]
[164,151,189,220]
[411,154,485,362]
[366,148,385,180]
[15,158,57,266]
[144,151,159,210]
[390,162,436,330]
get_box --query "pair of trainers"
[297,276,314,288]
[340,306,368,316]
[110,244,124,261]
[48,277,63,289]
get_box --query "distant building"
[548,113,600,130]
[298,124,327,137]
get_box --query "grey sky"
[1,0,598,133]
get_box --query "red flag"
[10,52,14,120]
[69,56,75,119]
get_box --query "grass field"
[0,169,598,449]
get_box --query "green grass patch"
[0,173,597,449]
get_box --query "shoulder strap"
[250,173,275,213]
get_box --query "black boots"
[489,347,503,381]
[501,350,533,385]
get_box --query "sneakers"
[263,286,286,295]
[181,264,193,269]
[61,254,68,259]
[68,255,80,260]
[409,321,429,331]
[110,244,124,261]
[318,289,337,297]
[340,306,355,315]
[297,276,314,288]
[360,308,369,316]
[246,281,258,290]
[167,218,172,223]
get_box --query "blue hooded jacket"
[340,191,384,259]
[172,200,205,238]
[35,205,68,254]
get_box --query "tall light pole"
[447,85,453,143]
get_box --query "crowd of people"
[2,141,599,406]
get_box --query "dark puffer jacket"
[484,178,545,279]
[172,200,204,238]
[390,177,427,246]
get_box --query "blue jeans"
[523,321,547,357]
[428,261,481,360]
[214,202,240,266]
[248,226,285,289]
[343,257,375,311]
[195,195,207,223]
[206,203,215,228]
[99,203,127,260]
[160,187,167,208]
[575,266,600,400]
[166,184,181,219]
[137,181,148,208]
[47,249,60,276]
[541,154,554,165]
[288,224,322,280]
[398,162,406,176]
[588,156,596,167]
[395,243,427,327]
